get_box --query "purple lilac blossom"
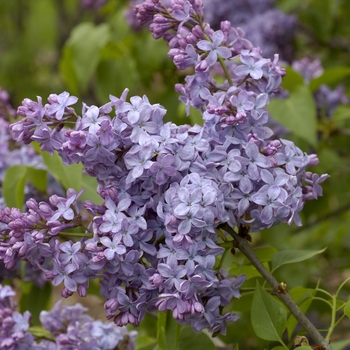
[0,0,329,335]
[0,284,137,349]
[127,0,296,61]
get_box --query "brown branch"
[227,227,332,350]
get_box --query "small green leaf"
[230,262,269,280]
[156,312,167,350]
[19,282,52,325]
[80,173,103,204]
[177,327,216,350]
[26,167,47,193]
[233,343,239,350]
[267,85,317,146]
[254,246,278,263]
[60,22,110,93]
[344,300,350,318]
[281,66,305,92]
[135,335,157,350]
[271,347,286,350]
[28,326,54,340]
[271,247,327,273]
[3,165,27,208]
[251,282,287,342]
[332,339,350,350]
[332,105,350,122]
[310,67,350,92]
[41,151,82,189]
[40,151,102,204]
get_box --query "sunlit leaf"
[3,165,27,208]
[267,85,317,146]
[26,168,47,193]
[60,22,110,93]
[135,335,157,350]
[40,151,102,204]
[281,66,305,92]
[271,247,327,273]
[19,282,52,326]
[332,339,350,350]
[251,282,287,342]
[178,327,216,350]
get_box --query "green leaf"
[156,312,181,350]
[177,327,216,350]
[233,343,239,350]
[28,326,54,340]
[19,282,52,325]
[271,247,327,273]
[3,165,28,208]
[40,151,102,204]
[332,105,350,122]
[267,85,317,146]
[26,167,47,193]
[80,173,103,205]
[344,300,350,318]
[251,282,287,342]
[230,262,269,280]
[135,335,157,350]
[332,340,350,350]
[60,22,110,93]
[310,67,350,92]
[271,347,286,350]
[281,66,305,92]
[254,246,278,263]
[156,312,167,350]
[41,151,82,189]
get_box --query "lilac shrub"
[0,283,136,350]
[0,0,328,335]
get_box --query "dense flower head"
[0,0,329,335]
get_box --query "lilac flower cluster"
[0,283,137,350]
[127,0,296,61]
[0,88,49,287]
[0,0,328,335]
[0,284,37,350]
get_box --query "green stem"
[315,287,333,299]
[324,276,350,340]
[326,295,337,341]
[58,232,93,238]
[335,276,350,299]
[312,297,333,309]
[218,56,233,86]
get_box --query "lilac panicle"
[0,0,330,337]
